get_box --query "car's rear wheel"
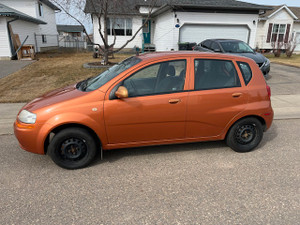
[226,117,263,153]
[48,128,98,169]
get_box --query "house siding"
[294,23,300,52]
[1,0,58,52]
[153,10,177,51]
[0,17,11,58]
[1,0,37,18]
[93,15,143,50]
[153,11,258,51]
[256,9,295,50]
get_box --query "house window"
[42,35,47,43]
[106,18,132,36]
[271,24,286,42]
[38,2,43,17]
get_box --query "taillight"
[266,84,271,98]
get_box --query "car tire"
[48,128,98,169]
[226,117,263,153]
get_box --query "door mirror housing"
[115,86,128,99]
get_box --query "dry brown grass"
[266,54,300,67]
[0,50,131,103]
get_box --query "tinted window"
[211,42,220,51]
[237,62,252,85]
[220,41,254,53]
[123,60,186,97]
[202,40,212,49]
[194,59,241,90]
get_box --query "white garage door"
[180,24,250,44]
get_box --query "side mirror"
[115,86,128,99]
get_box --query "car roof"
[137,51,251,62]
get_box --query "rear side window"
[194,59,241,90]
[237,62,252,85]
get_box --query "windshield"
[77,56,142,92]
[220,41,254,54]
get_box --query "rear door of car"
[186,57,249,138]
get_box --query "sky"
[240,0,300,6]
[55,0,300,34]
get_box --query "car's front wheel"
[48,128,98,169]
[226,117,263,153]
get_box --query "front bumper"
[14,120,46,155]
[260,62,270,76]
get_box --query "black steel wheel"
[226,117,263,153]
[48,128,98,169]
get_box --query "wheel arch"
[44,123,102,154]
[225,115,266,139]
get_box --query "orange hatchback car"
[14,52,273,169]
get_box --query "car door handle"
[232,93,242,98]
[169,99,181,104]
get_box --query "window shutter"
[284,24,291,43]
[266,23,273,43]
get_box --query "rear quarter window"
[237,62,252,85]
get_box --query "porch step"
[144,44,156,52]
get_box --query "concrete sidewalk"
[0,95,300,135]
[0,60,35,79]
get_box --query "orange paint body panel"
[14,52,273,156]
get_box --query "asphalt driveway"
[0,60,35,79]
[267,63,300,95]
[0,119,299,224]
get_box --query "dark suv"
[193,39,270,77]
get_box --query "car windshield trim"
[77,56,142,92]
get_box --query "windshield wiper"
[76,77,93,91]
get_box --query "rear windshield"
[78,56,142,92]
[237,61,252,85]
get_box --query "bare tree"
[271,40,284,57]
[284,36,297,58]
[51,0,158,65]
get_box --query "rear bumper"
[261,108,274,131]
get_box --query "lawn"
[265,54,300,67]
[0,50,130,103]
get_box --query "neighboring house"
[57,24,84,41]
[84,0,270,52]
[256,5,300,52]
[0,0,59,59]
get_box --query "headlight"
[18,110,37,124]
[265,58,270,66]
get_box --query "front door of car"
[186,58,248,138]
[104,59,189,145]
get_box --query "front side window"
[272,24,286,42]
[106,18,132,36]
[194,59,241,90]
[220,41,254,53]
[122,60,186,97]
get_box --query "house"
[84,0,270,52]
[256,5,300,52]
[0,0,60,59]
[57,24,86,48]
[57,25,85,41]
